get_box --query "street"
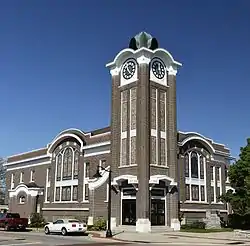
[0,231,246,246]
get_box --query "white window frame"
[11,174,15,190]
[185,151,207,203]
[30,170,35,182]
[19,196,25,204]
[20,172,24,183]
[82,162,89,203]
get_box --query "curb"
[89,232,250,244]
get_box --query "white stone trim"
[6,154,48,166]
[178,131,230,151]
[82,141,110,150]
[136,55,151,64]
[149,174,177,186]
[106,47,182,70]
[6,160,51,171]
[110,67,119,76]
[84,150,110,157]
[112,174,138,186]
[9,184,43,198]
[88,166,110,190]
[181,208,228,213]
[180,136,216,154]
[48,133,84,155]
[42,207,89,211]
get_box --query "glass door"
[151,199,165,226]
[122,199,136,225]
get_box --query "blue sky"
[0,0,249,159]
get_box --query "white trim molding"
[149,175,177,186]
[6,161,51,171]
[88,166,111,190]
[42,207,89,211]
[48,133,84,155]
[106,47,182,71]
[178,131,230,151]
[5,155,49,166]
[112,174,138,186]
[179,136,216,154]
[9,184,43,198]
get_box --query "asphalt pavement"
[0,230,247,246]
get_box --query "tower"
[106,32,182,232]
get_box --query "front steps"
[114,225,173,233]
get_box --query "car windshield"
[68,220,80,223]
[6,213,20,218]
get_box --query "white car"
[44,219,87,236]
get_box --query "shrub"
[228,213,250,229]
[181,221,205,230]
[88,217,106,231]
[30,213,45,228]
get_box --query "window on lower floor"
[46,187,50,202]
[73,186,78,201]
[216,186,221,202]
[211,186,215,202]
[55,187,60,201]
[201,185,205,201]
[191,185,199,201]
[61,186,71,201]
[84,184,89,200]
[185,184,190,200]
[19,196,25,204]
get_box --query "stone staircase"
[114,225,173,233]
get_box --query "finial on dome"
[129,31,159,51]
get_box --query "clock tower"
[106,32,182,232]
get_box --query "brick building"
[4,32,233,232]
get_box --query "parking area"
[0,231,101,246]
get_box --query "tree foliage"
[0,158,6,204]
[220,138,250,215]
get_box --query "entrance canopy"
[112,174,177,187]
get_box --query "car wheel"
[61,227,67,236]
[44,226,50,235]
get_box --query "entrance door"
[122,199,136,225]
[151,199,165,226]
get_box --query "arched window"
[63,148,73,180]
[191,152,198,178]
[56,154,62,181]
[185,154,189,177]
[74,150,79,179]
[185,150,207,202]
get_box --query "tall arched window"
[63,148,73,180]
[185,150,207,202]
[56,154,62,181]
[191,152,198,178]
[74,150,79,179]
[185,154,189,177]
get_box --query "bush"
[29,213,45,228]
[228,213,250,229]
[88,217,106,231]
[181,221,206,230]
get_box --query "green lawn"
[180,228,233,233]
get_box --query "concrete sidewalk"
[90,230,250,244]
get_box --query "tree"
[0,158,6,205]
[220,138,250,215]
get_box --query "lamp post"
[93,165,112,238]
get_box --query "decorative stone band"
[9,184,44,198]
